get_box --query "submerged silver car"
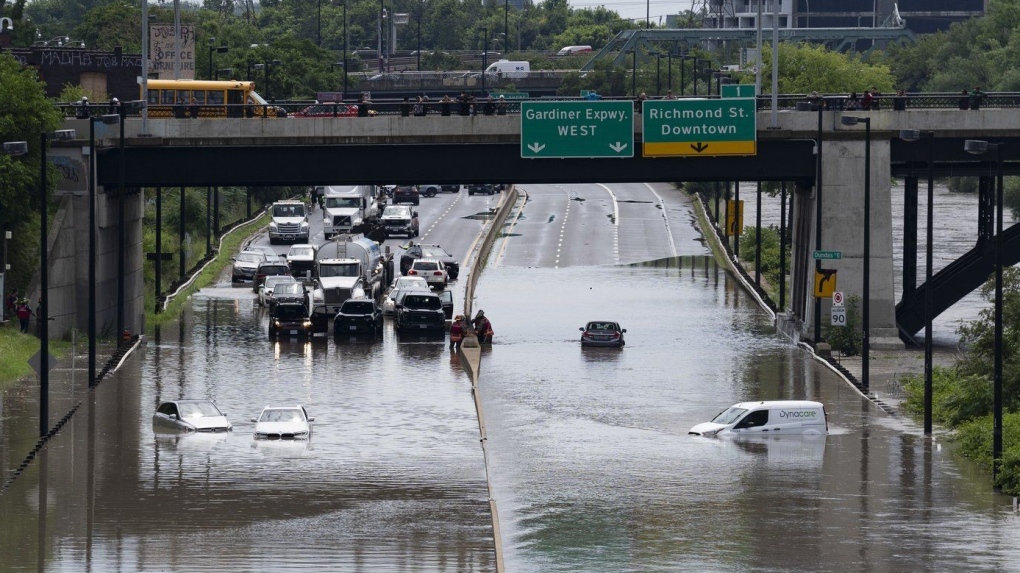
[252,405,314,439]
[152,399,233,432]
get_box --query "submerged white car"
[252,405,314,439]
[152,399,232,432]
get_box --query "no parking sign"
[832,292,844,306]
[831,291,846,326]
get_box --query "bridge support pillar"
[793,138,902,350]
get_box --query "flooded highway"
[1,183,1019,571]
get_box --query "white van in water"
[689,400,828,437]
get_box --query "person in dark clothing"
[496,95,508,115]
[400,96,411,117]
[357,93,371,117]
[868,88,881,110]
[958,89,971,110]
[970,87,985,110]
[860,90,873,111]
[458,91,470,116]
[421,96,430,115]
[174,97,187,119]
[109,97,121,116]
[846,92,860,111]
[440,95,452,116]
[75,97,91,119]
[893,89,907,111]
[483,95,496,116]
[189,96,200,118]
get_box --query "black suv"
[333,298,383,336]
[395,292,446,332]
[392,185,420,205]
[468,183,497,196]
[253,261,292,293]
[269,301,312,338]
[399,244,460,279]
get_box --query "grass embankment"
[146,211,271,326]
[0,324,70,390]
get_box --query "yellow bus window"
[177,90,190,103]
[161,90,175,104]
[148,90,160,105]
[192,90,206,104]
[208,91,225,105]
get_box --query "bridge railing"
[54,92,1020,119]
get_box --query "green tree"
[759,42,895,94]
[0,52,64,294]
[956,267,1020,411]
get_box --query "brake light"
[433,271,442,276]
[409,270,418,275]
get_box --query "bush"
[738,225,788,294]
[902,367,992,427]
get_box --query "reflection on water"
[475,262,1020,573]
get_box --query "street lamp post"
[964,139,1005,486]
[480,27,488,95]
[630,49,637,96]
[317,0,322,47]
[504,0,509,48]
[651,52,661,96]
[342,1,348,99]
[88,115,119,389]
[902,129,936,434]
[208,38,228,80]
[842,115,872,393]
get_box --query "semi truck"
[319,185,382,239]
[309,235,390,333]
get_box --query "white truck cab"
[320,185,379,239]
[689,400,828,437]
[269,200,310,244]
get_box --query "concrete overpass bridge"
[55,107,1020,347]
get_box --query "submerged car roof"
[731,400,824,409]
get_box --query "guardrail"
[54,92,1020,119]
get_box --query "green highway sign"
[813,250,843,260]
[721,84,756,98]
[521,101,633,158]
[642,99,757,157]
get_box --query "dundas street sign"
[520,101,634,158]
[641,99,757,157]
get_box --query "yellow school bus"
[143,79,275,118]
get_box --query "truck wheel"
[269,238,277,245]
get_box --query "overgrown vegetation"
[0,324,71,390]
[824,295,863,356]
[737,225,789,304]
[902,267,1020,492]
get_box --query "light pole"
[342,1,348,99]
[630,49,637,96]
[901,129,936,434]
[504,0,509,49]
[208,38,228,80]
[416,0,421,73]
[964,139,1005,486]
[814,102,824,345]
[842,115,872,393]
[480,27,488,95]
[88,115,119,389]
[254,59,282,102]
[317,0,322,46]
[651,52,661,96]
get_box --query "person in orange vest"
[472,310,493,344]
[449,315,465,352]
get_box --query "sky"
[567,0,696,26]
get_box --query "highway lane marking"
[494,187,529,267]
[419,191,463,242]
[644,183,678,258]
[596,184,621,265]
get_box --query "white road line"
[597,183,622,265]
[494,187,529,266]
[643,183,679,258]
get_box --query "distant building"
[4,45,142,101]
[699,0,984,35]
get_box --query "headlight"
[273,320,281,327]
[303,320,312,328]
[300,222,309,229]
[269,222,278,229]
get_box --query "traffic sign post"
[521,101,633,158]
[831,304,847,326]
[726,199,744,236]
[642,99,757,157]
[814,269,837,298]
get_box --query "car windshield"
[423,247,450,258]
[237,253,262,263]
[710,407,748,425]
[177,402,222,419]
[274,284,304,295]
[261,265,289,275]
[318,264,359,277]
[289,247,314,258]
[273,204,305,218]
[342,301,375,314]
[414,262,439,271]
[274,305,307,319]
[394,277,427,289]
[264,276,294,289]
[260,409,304,423]
[586,322,619,332]
[404,295,441,309]
[325,197,360,209]
[382,207,408,217]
